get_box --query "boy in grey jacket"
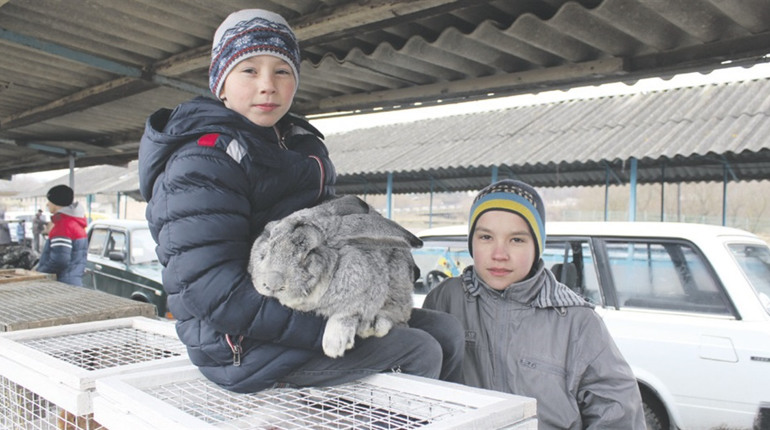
[423,179,645,429]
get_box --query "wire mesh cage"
[0,275,157,331]
[0,317,189,430]
[94,365,537,429]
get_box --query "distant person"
[423,179,645,429]
[16,219,26,245]
[36,185,88,286]
[0,207,11,245]
[32,209,46,252]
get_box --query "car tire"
[642,394,669,430]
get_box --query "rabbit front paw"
[372,315,393,337]
[323,315,357,358]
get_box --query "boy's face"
[46,200,60,215]
[220,55,296,127]
[471,210,537,291]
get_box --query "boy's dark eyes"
[237,67,290,75]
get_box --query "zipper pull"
[225,334,243,367]
[232,343,242,367]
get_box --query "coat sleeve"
[36,235,72,275]
[154,144,326,351]
[577,321,646,429]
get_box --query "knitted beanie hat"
[47,184,74,207]
[209,9,300,98]
[467,179,546,260]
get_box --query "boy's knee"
[430,312,464,351]
[402,330,443,378]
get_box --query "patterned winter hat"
[209,9,300,98]
[467,179,546,260]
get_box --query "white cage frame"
[94,365,537,429]
[0,317,189,429]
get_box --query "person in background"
[16,218,26,245]
[0,207,11,245]
[35,185,88,286]
[423,179,645,429]
[138,9,463,394]
[32,209,46,252]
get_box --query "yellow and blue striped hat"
[468,179,546,259]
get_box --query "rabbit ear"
[286,222,325,252]
[318,195,371,217]
[331,213,422,249]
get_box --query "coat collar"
[462,261,593,309]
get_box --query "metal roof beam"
[0,77,154,130]
[0,28,143,77]
[311,58,627,114]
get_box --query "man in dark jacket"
[36,185,88,286]
[139,9,462,393]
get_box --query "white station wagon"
[412,221,770,430]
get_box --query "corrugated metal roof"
[328,77,770,194]
[2,0,770,176]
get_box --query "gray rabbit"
[248,195,422,358]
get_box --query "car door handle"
[95,264,102,270]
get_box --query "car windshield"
[412,237,473,293]
[131,228,159,265]
[728,242,770,315]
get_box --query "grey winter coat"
[423,262,645,429]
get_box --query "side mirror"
[108,251,126,262]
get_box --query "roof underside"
[2,0,770,184]
[18,76,770,199]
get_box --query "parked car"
[6,212,35,247]
[83,219,169,318]
[412,221,770,430]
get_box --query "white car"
[412,221,770,430]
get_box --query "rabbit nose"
[263,271,284,292]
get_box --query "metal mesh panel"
[0,375,104,430]
[0,280,155,331]
[17,327,186,371]
[144,377,472,429]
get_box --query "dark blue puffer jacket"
[138,96,336,392]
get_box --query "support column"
[629,158,637,222]
[429,178,435,228]
[604,166,610,221]
[386,172,393,220]
[660,164,666,221]
[722,166,728,226]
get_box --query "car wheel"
[641,392,669,430]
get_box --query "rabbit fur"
[248,195,422,358]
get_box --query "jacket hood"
[54,201,86,222]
